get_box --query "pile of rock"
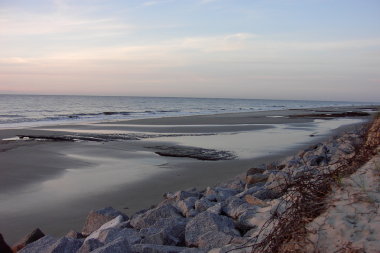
[15,129,365,253]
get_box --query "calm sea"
[0,94,375,128]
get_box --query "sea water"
[0,94,376,128]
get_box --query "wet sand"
[0,106,377,244]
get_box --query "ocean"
[0,94,376,128]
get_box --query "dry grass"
[230,115,380,253]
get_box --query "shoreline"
[0,106,378,245]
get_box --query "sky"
[0,0,379,102]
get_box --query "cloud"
[0,10,134,37]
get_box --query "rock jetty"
[11,116,380,253]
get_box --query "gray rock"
[194,198,214,212]
[235,185,263,198]
[65,230,84,239]
[174,190,201,201]
[132,244,189,253]
[253,188,281,200]
[19,236,56,253]
[85,215,125,242]
[264,171,290,194]
[97,227,142,245]
[19,236,82,253]
[12,228,45,252]
[236,209,258,230]
[185,212,240,249]
[130,204,183,229]
[177,197,198,217]
[222,197,251,219]
[218,176,245,191]
[205,187,239,202]
[245,173,268,185]
[91,237,131,253]
[209,244,253,253]
[180,248,206,253]
[307,155,327,166]
[246,167,265,176]
[140,217,187,246]
[77,239,104,253]
[197,231,234,250]
[206,203,222,215]
[82,207,128,235]
[186,209,199,218]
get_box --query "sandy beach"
[0,106,377,244]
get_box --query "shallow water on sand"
[0,118,364,243]
[147,118,364,158]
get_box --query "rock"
[180,248,206,253]
[185,211,240,249]
[130,204,183,229]
[245,173,268,185]
[235,185,263,198]
[205,187,240,202]
[85,215,125,242]
[264,171,290,194]
[174,190,201,201]
[82,207,128,235]
[196,231,234,250]
[243,195,268,207]
[91,237,131,253]
[194,198,214,212]
[252,187,281,200]
[19,236,56,253]
[209,244,253,253]
[218,176,245,191]
[206,203,222,215]
[77,239,104,253]
[65,230,84,239]
[222,197,251,219]
[308,155,327,166]
[140,217,187,246]
[236,209,258,230]
[246,167,265,176]
[132,244,191,253]
[19,236,82,253]
[187,209,198,218]
[0,234,12,253]
[97,227,142,245]
[177,197,198,217]
[12,228,45,252]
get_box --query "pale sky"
[0,0,379,102]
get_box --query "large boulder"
[132,244,197,253]
[12,228,45,252]
[90,237,131,253]
[19,236,83,253]
[264,171,290,195]
[176,197,198,217]
[0,234,12,253]
[130,204,183,229]
[204,187,240,202]
[140,217,187,246]
[65,230,85,239]
[194,198,214,212]
[82,207,128,235]
[85,215,125,242]
[77,239,104,253]
[222,197,251,219]
[97,228,142,245]
[185,212,240,249]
